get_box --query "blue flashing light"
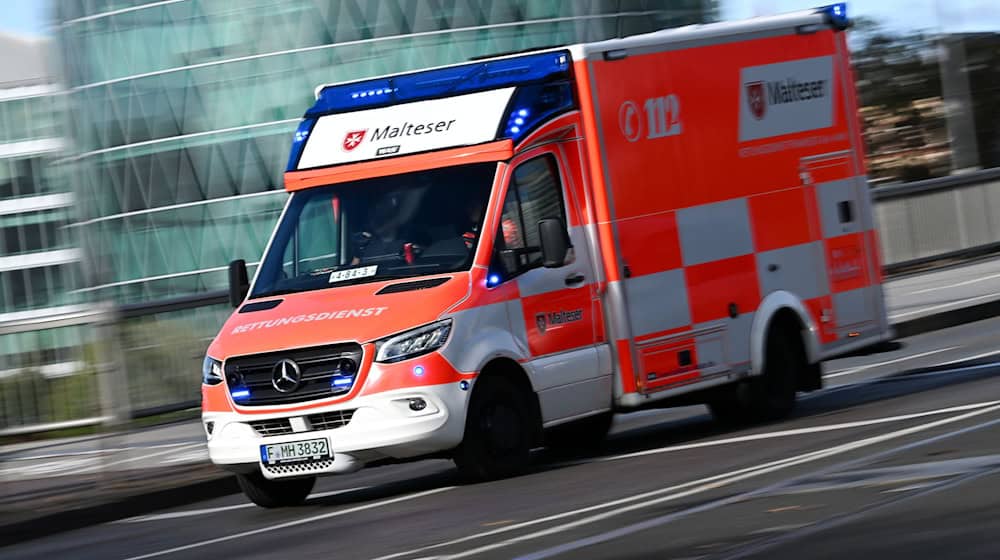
[817,3,849,27]
[500,81,577,142]
[332,376,354,387]
[306,50,571,118]
[285,117,316,171]
[231,388,250,400]
[487,274,501,287]
[413,365,425,377]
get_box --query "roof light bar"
[817,3,850,30]
[305,50,571,118]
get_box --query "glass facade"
[52,0,713,304]
[0,35,85,378]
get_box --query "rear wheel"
[708,327,801,424]
[454,375,535,481]
[236,472,316,508]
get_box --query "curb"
[891,299,1000,339]
[0,470,238,548]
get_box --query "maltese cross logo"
[342,130,367,152]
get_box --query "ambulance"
[202,4,891,507]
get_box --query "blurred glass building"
[0,32,85,380]
[52,0,715,306]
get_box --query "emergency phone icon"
[618,101,642,142]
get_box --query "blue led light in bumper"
[487,274,501,287]
[231,388,250,400]
[331,375,355,395]
[413,365,425,377]
[306,50,571,118]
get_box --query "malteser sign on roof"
[297,87,515,169]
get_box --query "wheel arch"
[470,357,544,446]
[751,290,821,376]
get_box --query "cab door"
[491,148,608,423]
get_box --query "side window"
[493,154,567,279]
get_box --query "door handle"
[564,273,585,286]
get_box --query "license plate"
[260,438,330,465]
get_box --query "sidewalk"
[4,256,1000,545]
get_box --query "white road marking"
[507,402,1000,560]
[591,400,999,463]
[889,291,1000,320]
[121,486,455,560]
[933,350,1000,367]
[373,400,1000,560]
[824,346,959,379]
[3,441,201,462]
[116,486,370,523]
[908,271,1000,295]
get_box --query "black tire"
[748,333,798,420]
[708,329,801,424]
[236,472,316,508]
[545,411,613,454]
[453,375,535,481]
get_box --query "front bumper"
[203,382,469,479]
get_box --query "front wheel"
[236,472,316,508]
[453,376,535,481]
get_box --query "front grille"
[249,409,357,437]
[249,418,293,436]
[224,343,363,406]
[309,409,355,431]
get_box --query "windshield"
[251,162,497,298]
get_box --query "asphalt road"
[5,316,1000,559]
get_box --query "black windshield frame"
[250,162,498,299]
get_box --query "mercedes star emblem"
[271,358,302,393]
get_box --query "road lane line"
[888,291,1000,320]
[909,271,1000,295]
[373,400,1000,560]
[3,442,201,462]
[115,486,370,523]
[590,400,1000,463]
[510,403,1000,560]
[121,486,455,560]
[824,347,958,379]
[933,349,1000,367]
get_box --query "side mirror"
[538,218,571,268]
[228,259,249,308]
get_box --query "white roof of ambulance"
[313,9,832,100]
[577,9,832,59]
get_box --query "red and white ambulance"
[202,4,891,507]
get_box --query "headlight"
[202,356,223,385]
[375,319,452,363]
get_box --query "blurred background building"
[0,32,87,392]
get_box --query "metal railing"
[873,167,1000,274]
[0,292,228,436]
